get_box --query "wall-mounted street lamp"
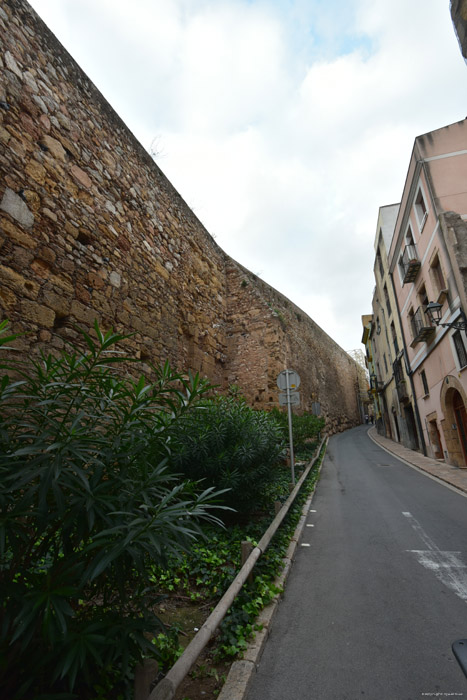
[425,302,467,331]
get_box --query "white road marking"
[403,511,467,603]
[309,509,317,512]
[306,524,314,527]
[301,543,311,547]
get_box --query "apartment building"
[387,119,467,466]
[363,205,422,450]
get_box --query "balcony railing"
[410,306,435,346]
[401,244,421,284]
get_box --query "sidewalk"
[367,425,467,495]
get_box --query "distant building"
[363,205,422,450]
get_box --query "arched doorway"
[440,378,467,467]
[453,390,467,465]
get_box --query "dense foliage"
[170,395,285,514]
[270,407,325,459]
[0,318,326,698]
[154,445,324,668]
[0,322,225,698]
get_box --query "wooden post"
[241,541,254,584]
[134,659,159,700]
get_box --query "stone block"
[42,289,70,316]
[42,135,66,161]
[0,286,17,309]
[21,300,55,327]
[1,188,34,228]
[25,160,47,185]
[30,259,51,279]
[70,164,92,189]
[0,264,40,298]
[71,300,99,326]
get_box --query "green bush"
[170,396,285,514]
[270,408,325,459]
[0,321,225,698]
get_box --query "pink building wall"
[389,119,467,466]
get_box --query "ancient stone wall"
[0,0,361,433]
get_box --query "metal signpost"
[277,369,301,485]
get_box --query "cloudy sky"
[28,0,466,352]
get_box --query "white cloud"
[28,0,467,354]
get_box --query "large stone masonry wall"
[0,0,361,433]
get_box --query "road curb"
[367,427,467,496]
[217,454,325,700]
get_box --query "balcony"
[401,244,421,284]
[410,306,436,346]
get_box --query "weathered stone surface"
[5,51,22,79]
[41,135,66,161]
[21,300,55,327]
[25,159,46,184]
[70,164,92,189]
[0,188,34,228]
[0,264,40,298]
[0,0,361,432]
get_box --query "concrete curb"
[217,449,326,700]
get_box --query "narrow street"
[245,426,467,700]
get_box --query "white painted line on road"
[309,509,317,512]
[306,524,314,527]
[301,543,311,547]
[403,511,467,603]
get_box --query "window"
[417,284,429,314]
[406,225,415,246]
[415,189,428,230]
[391,322,399,355]
[429,254,447,298]
[398,254,405,280]
[383,353,388,373]
[384,284,391,317]
[408,307,415,338]
[453,331,467,369]
[376,251,384,279]
[420,369,429,396]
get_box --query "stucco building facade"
[372,119,467,466]
[362,205,422,451]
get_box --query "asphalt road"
[245,425,467,700]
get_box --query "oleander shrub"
[0,321,225,699]
[270,407,325,459]
[169,395,285,514]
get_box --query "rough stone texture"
[0,187,34,227]
[0,0,361,433]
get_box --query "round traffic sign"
[277,369,301,390]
